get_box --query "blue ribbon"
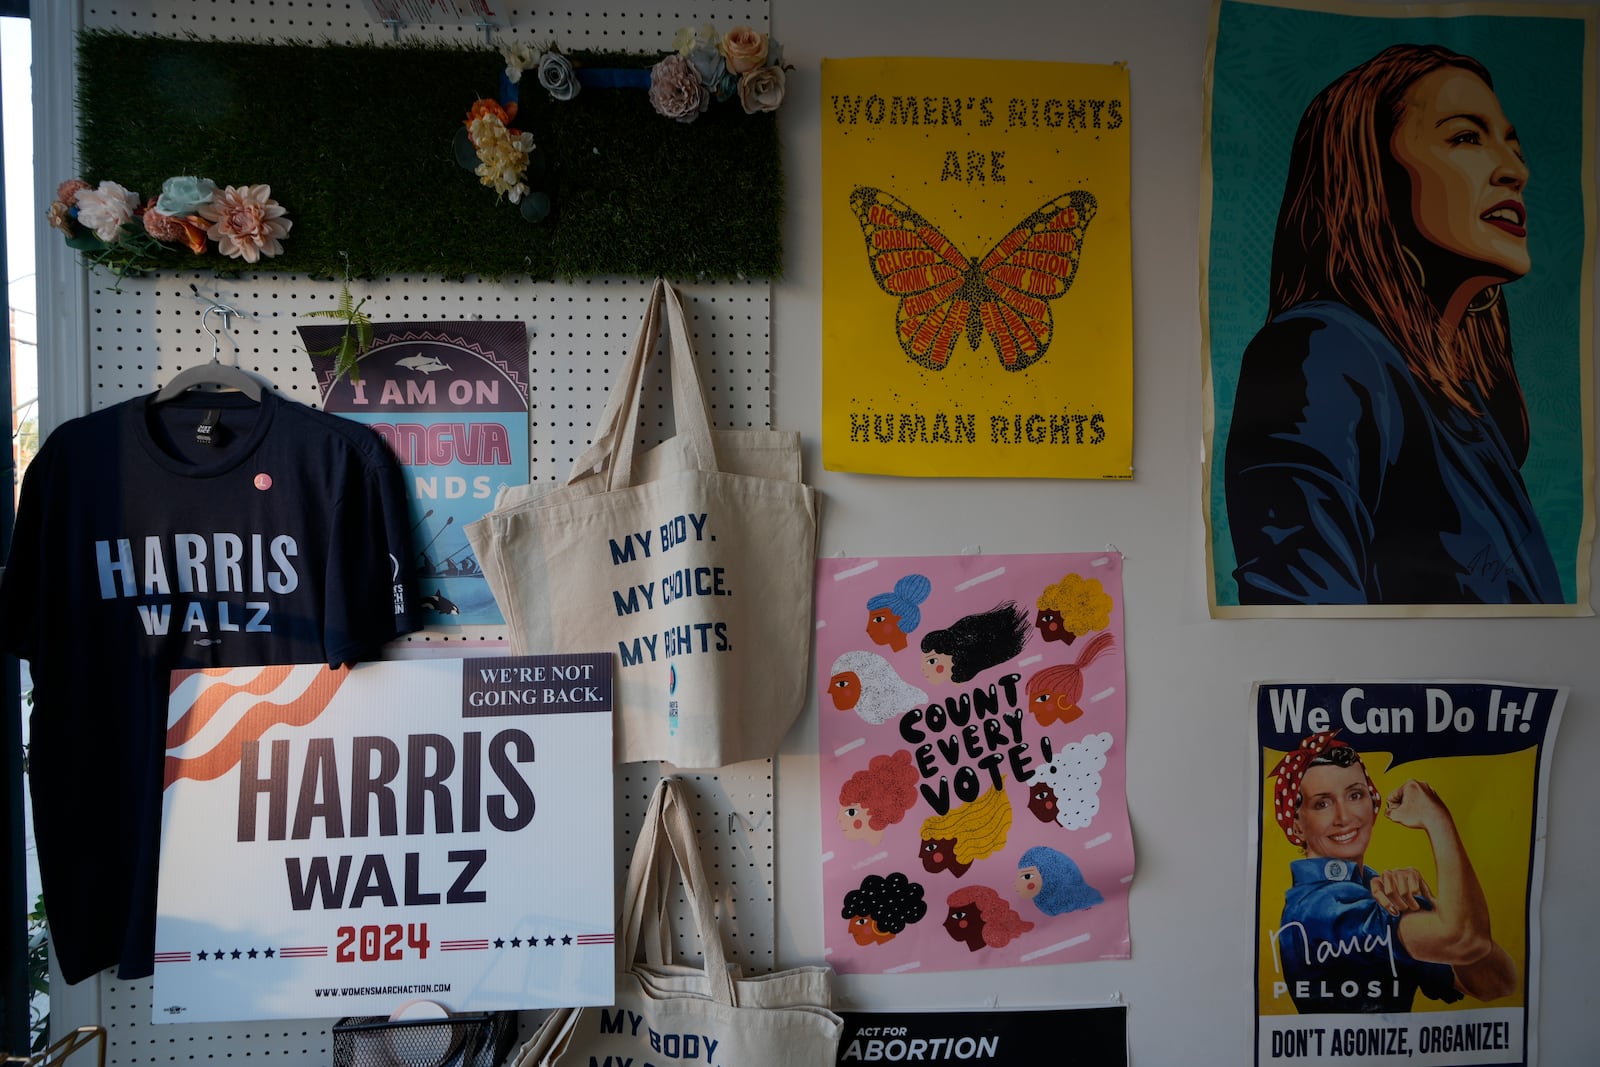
[577,67,653,91]
[500,67,652,109]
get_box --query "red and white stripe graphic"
[164,664,351,788]
[277,945,329,959]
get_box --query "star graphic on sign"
[561,935,573,945]
[248,949,259,959]
[494,938,505,949]
[264,948,275,958]
[544,936,556,946]
[510,937,522,948]
[215,949,226,959]
[197,950,209,961]
[231,949,242,959]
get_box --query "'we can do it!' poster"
[1253,680,1563,1067]
[821,58,1133,479]
[817,552,1132,975]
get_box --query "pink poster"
[817,552,1133,975]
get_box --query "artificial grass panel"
[75,30,783,281]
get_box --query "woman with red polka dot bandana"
[1269,731,1516,1013]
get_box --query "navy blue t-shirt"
[0,390,422,983]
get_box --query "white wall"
[768,1,1599,1063]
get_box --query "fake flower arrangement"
[463,24,791,221]
[457,95,549,222]
[47,175,291,290]
[501,40,580,102]
[650,23,789,121]
[462,98,538,203]
[499,24,790,121]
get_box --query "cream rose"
[738,65,786,114]
[718,26,769,75]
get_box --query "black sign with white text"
[837,1007,1127,1065]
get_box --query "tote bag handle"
[564,279,721,492]
[656,779,738,1004]
[617,778,738,1005]
[567,279,662,488]
[618,777,678,968]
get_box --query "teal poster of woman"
[1203,0,1595,616]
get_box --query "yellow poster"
[821,58,1133,479]
[1252,681,1564,1067]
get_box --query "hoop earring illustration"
[1467,285,1502,314]
[1400,245,1426,290]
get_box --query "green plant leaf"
[302,282,375,384]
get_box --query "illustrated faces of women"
[919,836,969,876]
[828,670,862,711]
[1027,781,1059,823]
[921,650,953,683]
[1031,686,1082,727]
[847,914,895,946]
[944,904,986,950]
[1391,67,1530,282]
[837,802,879,842]
[1035,608,1066,643]
[1293,762,1377,862]
[866,607,906,651]
[1014,865,1042,900]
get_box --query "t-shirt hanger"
[153,298,264,403]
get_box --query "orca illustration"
[421,590,461,615]
[396,353,450,374]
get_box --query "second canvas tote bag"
[513,777,842,1067]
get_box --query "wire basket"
[332,1012,517,1067]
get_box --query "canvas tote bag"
[514,777,842,1067]
[465,279,817,768]
[618,779,836,1011]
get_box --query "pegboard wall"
[83,0,769,43]
[85,272,774,495]
[50,3,779,1061]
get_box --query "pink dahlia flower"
[198,184,292,263]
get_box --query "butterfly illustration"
[849,186,1096,372]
